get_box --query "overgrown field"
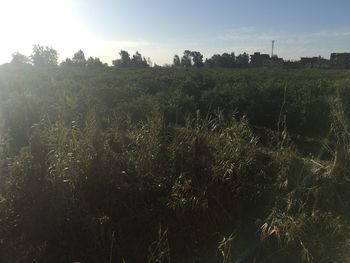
[1,65,350,262]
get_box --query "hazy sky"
[0,0,350,65]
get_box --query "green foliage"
[30,45,58,67]
[112,50,149,68]
[72,49,86,66]
[11,52,31,66]
[181,50,192,68]
[204,52,249,68]
[0,65,350,262]
[173,54,181,67]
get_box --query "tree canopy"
[72,49,86,66]
[112,50,149,68]
[30,45,58,67]
[11,52,30,66]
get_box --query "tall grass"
[1,66,350,262]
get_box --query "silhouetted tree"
[236,52,249,68]
[191,51,204,68]
[60,58,73,67]
[173,55,181,67]
[132,51,148,68]
[11,52,30,66]
[113,50,149,68]
[205,52,236,68]
[30,45,58,67]
[120,50,131,63]
[181,50,192,67]
[222,52,236,67]
[86,57,105,68]
[72,49,86,66]
[112,50,131,68]
[204,58,214,68]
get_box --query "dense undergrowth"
[0,65,350,262]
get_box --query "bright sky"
[0,0,350,65]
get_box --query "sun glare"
[0,0,85,62]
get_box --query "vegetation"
[173,50,250,68]
[1,48,350,262]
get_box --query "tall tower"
[271,40,275,57]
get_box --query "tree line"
[8,45,151,68]
[11,45,107,68]
[173,50,250,68]
[8,45,253,69]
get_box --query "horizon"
[1,0,350,65]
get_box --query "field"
[1,64,350,262]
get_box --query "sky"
[0,0,350,65]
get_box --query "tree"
[86,57,105,68]
[204,58,214,68]
[205,52,236,68]
[132,51,148,68]
[190,51,204,68]
[236,52,249,68]
[112,50,131,68]
[72,49,86,66]
[113,50,149,68]
[181,50,192,67]
[60,58,73,67]
[11,52,30,66]
[120,50,131,64]
[221,52,236,67]
[30,45,58,67]
[173,55,181,67]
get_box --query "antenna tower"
[271,40,275,57]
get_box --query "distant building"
[250,52,283,68]
[300,57,313,68]
[250,52,270,67]
[249,51,350,69]
[268,56,284,68]
[283,60,302,69]
[330,53,350,69]
[300,56,330,69]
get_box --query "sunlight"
[0,0,85,61]
[1,1,350,261]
